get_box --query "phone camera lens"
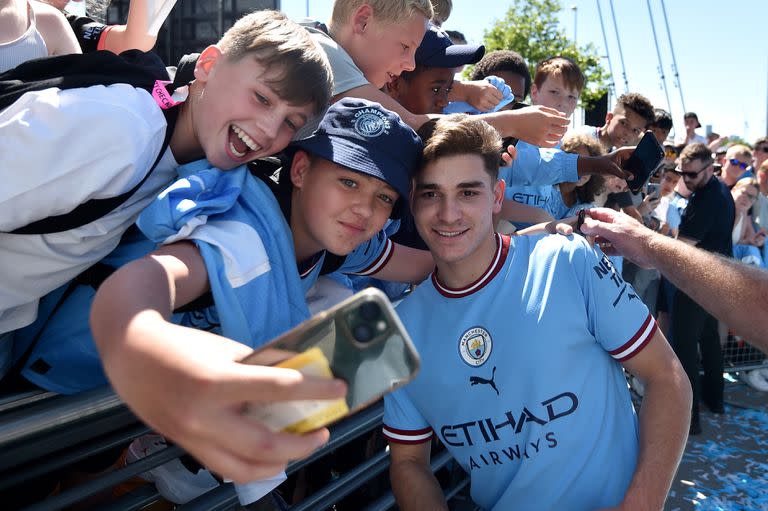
[352,323,375,343]
[358,302,381,321]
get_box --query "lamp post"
[571,5,578,43]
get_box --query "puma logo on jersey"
[470,366,499,395]
[627,292,639,301]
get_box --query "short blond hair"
[430,0,452,24]
[217,10,333,116]
[330,0,433,30]
[726,144,753,163]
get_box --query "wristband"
[575,209,587,235]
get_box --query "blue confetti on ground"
[675,402,768,510]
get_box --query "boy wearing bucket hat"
[82,99,426,483]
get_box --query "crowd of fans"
[1,0,766,509]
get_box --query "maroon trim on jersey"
[431,234,510,299]
[351,238,394,276]
[299,254,322,279]
[382,425,434,444]
[609,314,658,362]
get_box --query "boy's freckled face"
[292,156,398,257]
[531,75,579,117]
[355,15,429,88]
[193,51,314,170]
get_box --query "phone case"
[240,288,420,433]
[624,131,665,192]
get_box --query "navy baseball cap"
[415,23,485,68]
[291,98,422,217]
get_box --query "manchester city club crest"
[353,107,391,138]
[458,326,493,367]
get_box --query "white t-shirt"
[675,132,706,146]
[301,23,368,97]
[295,22,369,139]
[0,84,178,333]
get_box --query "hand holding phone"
[623,131,665,192]
[646,182,661,198]
[240,289,420,433]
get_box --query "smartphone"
[240,288,420,433]
[646,182,661,198]
[624,131,665,193]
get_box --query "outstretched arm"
[368,243,434,284]
[91,241,346,482]
[99,0,175,53]
[581,207,768,349]
[338,83,569,148]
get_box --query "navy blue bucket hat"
[291,98,422,217]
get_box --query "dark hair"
[754,136,768,148]
[616,92,655,125]
[650,108,673,131]
[575,175,605,204]
[470,50,531,99]
[398,64,430,82]
[444,30,467,45]
[417,114,502,180]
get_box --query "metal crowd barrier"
[0,388,469,511]
[722,335,768,373]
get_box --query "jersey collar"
[431,233,510,298]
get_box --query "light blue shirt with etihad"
[499,141,578,218]
[384,233,656,511]
[16,160,392,394]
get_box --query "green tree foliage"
[477,0,610,108]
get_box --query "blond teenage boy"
[530,56,584,118]
[302,0,570,147]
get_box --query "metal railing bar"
[0,424,149,491]
[20,444,185,511]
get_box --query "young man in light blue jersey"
[383,114,692,510]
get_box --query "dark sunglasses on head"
[729,158,750,170]
[755,145,768,153]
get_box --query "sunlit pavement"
[666,378,768,511]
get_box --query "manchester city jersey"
[384,233,656,511]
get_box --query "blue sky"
[279,0,768,143]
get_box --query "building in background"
[107,0,278,64]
